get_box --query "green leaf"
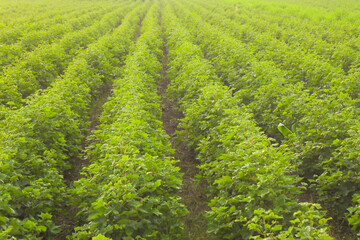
[92,234,112,240]
[278,123,293,138]
[271,224,282,231]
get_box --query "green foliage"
[247,204,332,240]
[164,2,332,238]
[171,0,360,235]
[347,195,360,236]
[0,1,145,238]
[0,1,135,108]
[1,0,359,238]
[92,234,112,240]
[72,3,187,239]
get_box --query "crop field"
[1,0,360,239]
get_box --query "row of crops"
[0,0,359,239]
[169,0,360,237]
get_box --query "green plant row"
[0,3,146,239]
[71,2,187,239]
[0,0,94,44]
[170,0,360,235]
[0,1,135,109]
[178,0,360,100]
[189,0,360,102]
[184,0,353,93]
[3,4,102,47]
[216,0,360,39]
[190,0,360,74]
[0,4,115,71]
[162,2,332,239]
[0,6,86,45]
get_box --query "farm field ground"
[1,0,360,239]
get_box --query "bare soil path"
[158,24,212,240]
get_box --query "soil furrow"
[158,23,211,240]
